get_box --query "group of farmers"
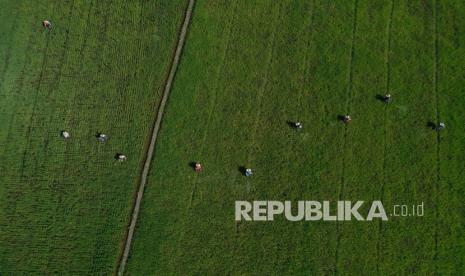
[194,93,446,177]
[61,131,127,161]
[45,21,445,175]
[46,20,129,162]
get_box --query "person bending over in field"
[43,20,52,29]
[195,163,202,173]
[343,115,352,123]
[61,131,70,139]
[116,154,127,161]
[384,94,391,103]
[97,133,109,142]
[294,122,303,129]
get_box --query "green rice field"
[0,0,186,274]
[0,0,464,275]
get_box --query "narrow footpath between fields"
[116,0,196,274]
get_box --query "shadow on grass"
[375,94,385,102]
[427,121,436,130]
[337,115,346,122]
[286,121,296,128]
[188,162,197,171]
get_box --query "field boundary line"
[298,2,315,114]
[294,0,315,197]
[116,0,196,275]
[376,1,394,274]
[433,0,440,271]
[44,1,77,270]
[188,1,238,208]
[246,2,282,166]
[18,1,58,180]
[334,0,358,273]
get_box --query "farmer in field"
[438,122,445,130]
[97,133,109,142]
[343,115,352,123]
[294,122,303,129]
[43,20,52,29]
[116,154,127,161]
[195,163,202,173]
[384,94,391,103]
[61,131,70,139]
[245,168,253,177]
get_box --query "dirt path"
[116,0,196,274]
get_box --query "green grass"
[1,0,464,275]
[126,0,465,275]
[0,0,187,274]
